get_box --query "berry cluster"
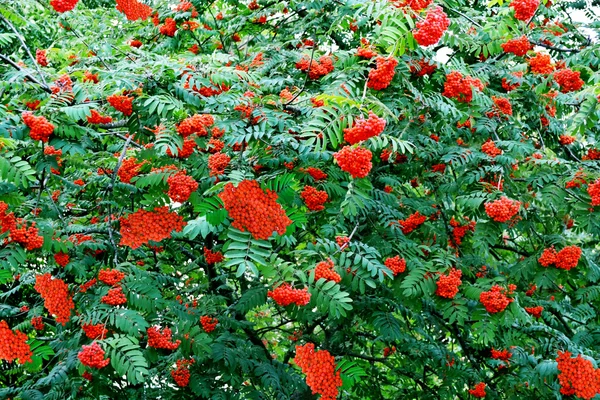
[295,55,335,80]
[22,112,54,142]
[115,0,152,21]
[294,343,342,400]
[268,284,311,306]
[502,72,523,91]
[54,252,69,267]
[556,351,600,399]
[171,358,194,387]
[118,157,146,184]
[78,342,110,369]
[87,109,112,124]
[480,284,516,313]
[336,236,350,249]
[333,146,373,179]
[119,207,186,249]
[160,18,177,36]
[314,259,341,283]
[343,111,386,144]
[509,0,539,21]
[36,49,48,66]
[98,269,126,286]
[492,96,513,116]
[484,197,521,222]
[468,382,487,398]
[589,179,600,206]
[538,245,582,270]
[367,56,398,90]
[554,68,584,92]
[384,255,406,276]
[107,94,133,116]
[559,135,576,145]
[200,316,218,333]
[83,71,99,84]
[398,211,427,234]
[413,6,450,47]
[208,152,231,176]
[442,71,484,103]
[80,279,97,293]
[356,47,377,59]
[167,171,198,202]
[204,247,224,264]
[525,306,543,318]
[301,186,328,211]
[82,323,108,339]
[168,138,196,158]
[303,167,328,181]
[147,326,180,350]
[482,140,502,157]
[31,316,44,330]
[176,114,214,137]
[435,268,462,298]
[50,0,79,12]
[34,274,74,325]
[207,138,225,154]
[449,216,476,247]
[491,348,512,361]
[383,346,397,357]
[0,320,33,364]
[528,53,554,74]
[101,287,127,306]
[10,221,44,250]
[410,59,437,76]
[218,180,292,240]
[501,35,532,56]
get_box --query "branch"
[530,41,580,53]
[443,7,482,29]
[284,35,316,107]
[98,120,128,129]
[490,244,531,257]
[0,52,52,93]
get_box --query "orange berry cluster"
[204,247,224,264]
[528,53,554,75]
[78,342,110,369]
[160,18,177,36]
[87,109,112,124]
[200,316,218,333]
[82,323,108,339]
[219,180,292,240]
[34,274,74,325]
[336,236,350,249]
[484,196,521,222]
[481,140,503,157]
[36,49,48,66]
[343,111,386,144]
[333,146,372,179]
[480,284,516,313]
[115,0,152,21]
[80,278,97,293]
[50,0,79,12]
[302,167,328,181]
[177,114,214,137]
[491,348,512,361]
[559,135,576,145]
[356,47,376,59]
[98,269,126,286]
[449,216,476,247]
[208,152,231,176]
[502,72,523,91]
[101,286,127,306]
[554,68,584,93]
[384,255,406,276]
[383,346,397,357]
[442,71,484,103]
[501,35,532,56]
[207,138,225,153]
[168,138,196,158]
[367,56,398,90]
[294,343,342,400]
[538,245,582,270]
[10,221,44,250]
[147,326,180,350]
[295,55,335,80]
[119,207,186,249]
[301,185,328,211]
[435,268,462,298]
[83,71,99,83]
[468,382,486,398]
[410,59,437,76]
[171,358,194,387]
[589,179,600,206]
[398,211,427,234]
[413,6,450,47]
[0,320,33,364]
[107,94,133,116]
[509,0,539,21]
[31,316,44,330]
[556,351,600,399]
[167,170,198,202]
[22,112,54,142]
[491,96,513,116]
[524,306,543,318]
[54,252,69,267]
[268,283,311,306]
[314,259,341,283]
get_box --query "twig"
[71,29,112,70]
[0,52,52,93]
[333,222,360,255]
[443,7,482,29]
[285,35,316,107]
[529,41,580,53]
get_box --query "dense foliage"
[1,0,600,398]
